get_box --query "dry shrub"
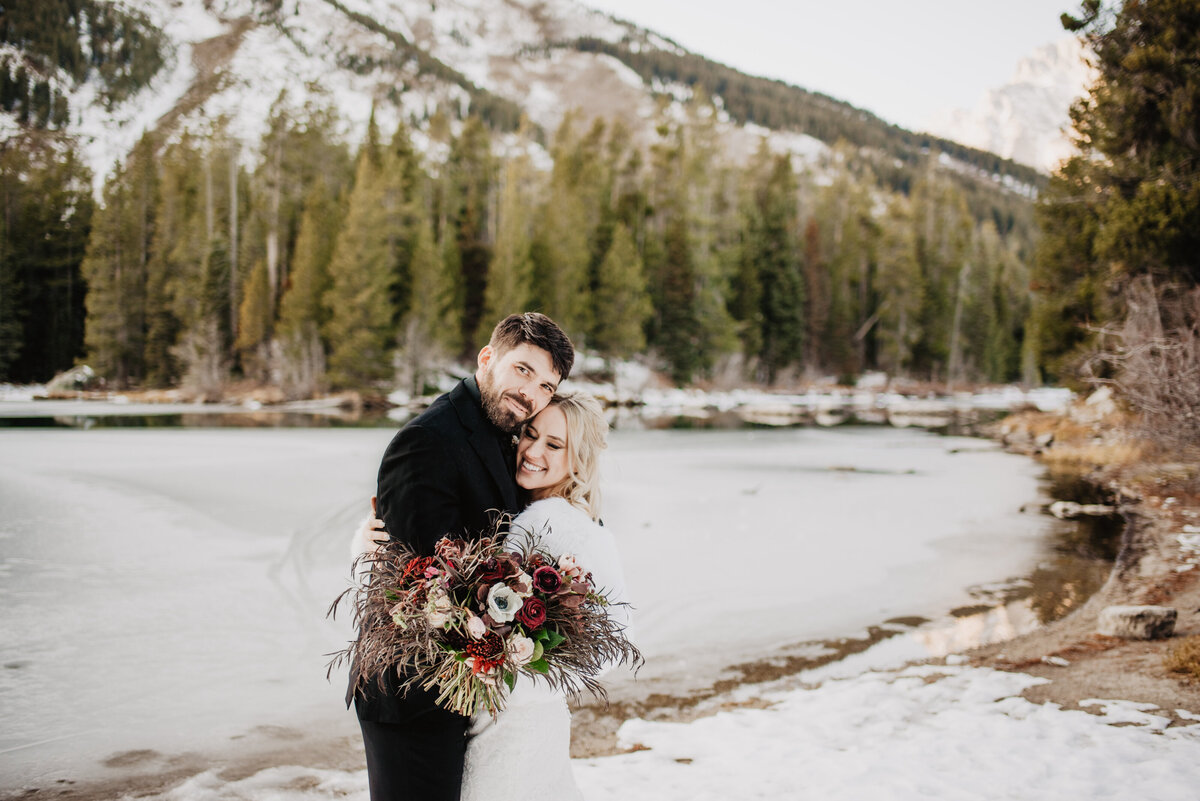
[1004,410,1093,441]
[1164,634,1200,682]
[1041,439,1151,472]
[1088,277,1200,454]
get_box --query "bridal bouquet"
[329,526,641,717]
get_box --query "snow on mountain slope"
[925,37,1094,174]
[35,0,827,189]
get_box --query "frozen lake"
[0,424,1053,790]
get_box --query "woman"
[355,390,630,800]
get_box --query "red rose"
[515,597,547,629]
[474,557,506,585]
[533,566,562,594]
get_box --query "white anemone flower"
[486,582,524,623]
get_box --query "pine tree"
[683,102,738,377]
[592,223,651,360]
[745,152,805,383]
[144,133,207,386]
[656,212,703,385]
[530,113,592,342]
[0,133,93,382]
[236,258,272,380]
[801,218,827,372]
[323,115,401,389]
[442,117,494,350]
[811,152,878,378]
[728,217,764,366]
[1033,0,1200,380]
[155,130,241,395]
[484,119,539,324]
[643,108,735,383]
[400,213,457,395]
[276,181,342,397]
[909,170,973,381]
[81,134,158,386]
[0,160,23,377]
[1030,157,1106,379]
[233,96,352,390]
[873,197,923,376]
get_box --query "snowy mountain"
[925,37,1095,174]
[4,0,1044,196]
[21,0,812,186]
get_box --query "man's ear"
[477,345,494,373]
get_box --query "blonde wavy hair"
[535,390,608,520]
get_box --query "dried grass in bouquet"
[328,521,641,717]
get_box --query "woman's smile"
[516,405,570,498]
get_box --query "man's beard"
[479,370,533,433]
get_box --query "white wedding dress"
[460,497,631,801]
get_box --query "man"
[352,312,574,801]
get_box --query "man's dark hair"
[488,313,574,381]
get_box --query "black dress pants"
[358,710,470,801]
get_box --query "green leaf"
[525,658,549,674]
[503,670,515,691]
[543,629,566,650]
[531,641,544,663]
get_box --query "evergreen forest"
[3,93,1043,394]
[2,0,1195,409]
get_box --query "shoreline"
[962,402,1200,722]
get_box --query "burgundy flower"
[474,557,506,585]
[515,597,547,629]
[533,566,562,594]
[497,553,522,577]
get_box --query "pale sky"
[583,0,1077,132]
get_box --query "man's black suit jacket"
[351,379,522,724]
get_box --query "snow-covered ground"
[577,664,1200,800]
[5,416,1180,800]
[0,423,1064,791]
[128,663,1200,801]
